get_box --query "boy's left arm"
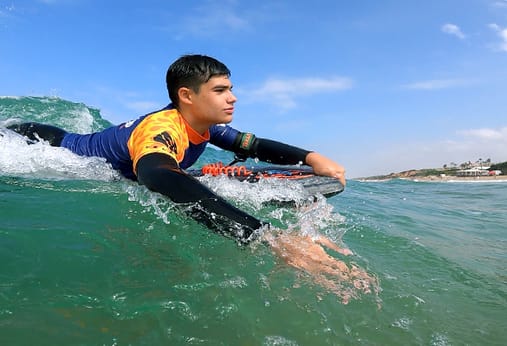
[221,130,346,185]
[304,152,346,186]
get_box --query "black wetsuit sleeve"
[7,122,67,146]
[136,153,265,244]
[232,133,311,165]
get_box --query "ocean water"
[1,97,506,345]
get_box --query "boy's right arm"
[135,152,265,244]
[135,152,372,300]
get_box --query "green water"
[1,97,506,345]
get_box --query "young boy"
[10,54,345,243]
[9,55,381,301]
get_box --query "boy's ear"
[178,87,193,105]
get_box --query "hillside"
[362,161,506,181]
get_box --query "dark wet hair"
[166,54,231,107]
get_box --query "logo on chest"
[153,131,177,154]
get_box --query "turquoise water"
[1,97,506,345]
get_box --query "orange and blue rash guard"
[60,105,241,180]
[127,107,210,173]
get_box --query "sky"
[1,0,506,178]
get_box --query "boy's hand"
[262,231,378,304]
[305,152,346,186]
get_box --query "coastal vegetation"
[490,161,507,172]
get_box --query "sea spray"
[0,127,120,181]
[0,96,111,132]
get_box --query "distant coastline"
[358,174,507,183]
[404,175,507,182]
[358,166,507,183]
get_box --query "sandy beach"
[357,174,507,183]
[406,175,507,182]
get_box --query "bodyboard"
[187,162,344,198]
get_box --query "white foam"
[0,127,120,181]
[197,174,312,210]
[446,179,507,183]
[59,106,96,134]
[197,174,346,241]
[0,96,22,100]
[125,183,179,225]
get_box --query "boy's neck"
[178,109,211,135]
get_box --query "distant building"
[456,168,489,177]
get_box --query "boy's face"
[188,75,237,126]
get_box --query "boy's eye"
[212,84,232,93]
[214,87,229,93]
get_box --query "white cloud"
[177,0,251,38]
[492,0,507,8]
[458,126,507,141]
[246,77,353,111]
[163,1,287,39]
[37,0,82,5]
[187,10,248,34]
[403,79,469,90]
[489,23,507,52]
[442,23,466,40]
[350,125,507,177]
[433,126,507,164]
[0,4,15,19]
